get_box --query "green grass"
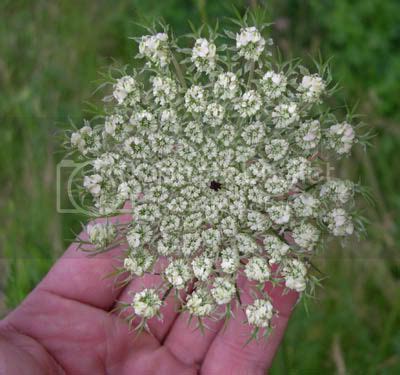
[0,0,399,373]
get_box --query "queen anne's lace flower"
[165,259,192,289]
[186,288,215,317]
[235,90,262,118]
[282,259,308,292]
[151,76,178,106]
[320,179,354,205]
[245,256,271,282]
[236,27,266,61]
[246,299,274,328]
[298,74,325,103]
[211,277,236,305]
[87,222,115,249]
[264,139,289,161]
[132,289,162,318]
[272,103,299,128]
[185,85,207,113]
[192,38,216,73]
[139,33,170,67]
[261,71,287,99]
[292,223,320,250]
[327,122,356,155]
[214,72,239,100]
[70,22,364,340]
[292,193,320,218]
[295,120,321,150]
[203,102,225,126]
[124,249,154,276]
[325,208,354,236]
[220,247,240,274]
[264,235,289,263]
[71,125,93,154]
[113,76,140,105]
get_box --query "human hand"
[0,211,298,374]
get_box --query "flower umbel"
[69,17,366,343]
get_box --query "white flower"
[113,76,140,105]
[191,38,216,73]
[247,210,270,232]
[292,193,320,218]
[236,233,259,254]
[165,259,192,289]
[184,85,207,113]
[295,120,321,150]
[151,76,178,106]
[186,288,215,317]
[272,103,299,128]
[246,299,274,328]
[87,222,115,248]
[263,235,290,263]
[298,74,325,103]
[245,256,270,282]
[220,247,240,274]
[267,203,292,225]
[236,27,266,61]
[292,223,320,250]
[282,258,308,292]
[105,114,124,136]
[202,228,221,248]
[83,174,103,196]
[132,288,162,318]
[235,90,262,118]
[327,122,356,155]
[126,223,152,249]
[261,71,287,99]
[285,157,312,184]
[130,110,154,129]
[157,235,180,256]
[242,121,265,145]
[325,208,354,236]
[211,277,236,305]
[160,108,178,126]
[203,102,225,126]
[320,179,354,205]
[214,72,239,100]
[139,33,170,67]
[181,233,202,257]
[192,255,214,281]
[124,249,154,276]
[71,125,93,154]
[68,22,364,335]
[265,174,290,196]
[264,139,289,161]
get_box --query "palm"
[0,213,298,374]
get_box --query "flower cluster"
[69,20,364,341]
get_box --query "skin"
[0,211,298,374]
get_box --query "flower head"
[69,20,365,341]
[192,38,217,73]
[236,27,266,61]
[139,33,170,67]
[132,289,162,318]
[246,298,274,328]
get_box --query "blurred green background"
[0,0,399,373]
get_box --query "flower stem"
[171,54,187,89]
[247,61,255,88]
[162,285,173,302]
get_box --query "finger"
[112,257,182,342]
[26,208,132,310]
[164,307,224,367]
[201,274,299,374]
